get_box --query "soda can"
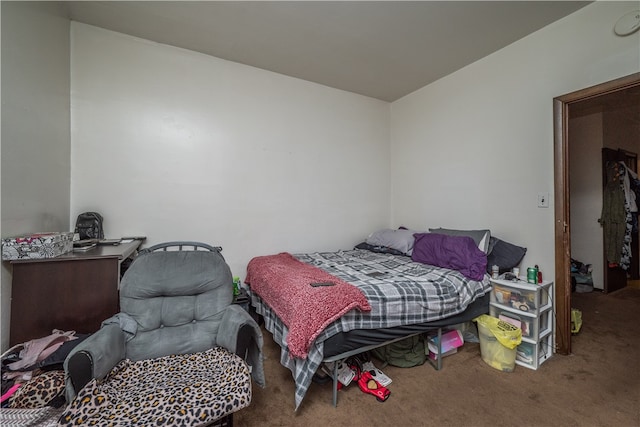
[527,267,538,284]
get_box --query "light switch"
[538,192,549,208]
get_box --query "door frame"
[553,72,640,355]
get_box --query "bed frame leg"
[437,327,443,371]
[332,362,339,407]
[426,327,444,371]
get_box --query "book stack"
[73,239,98,252]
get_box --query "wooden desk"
[9,239,142,346]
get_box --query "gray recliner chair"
[61,242,264,426]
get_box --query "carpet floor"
[235,288,640,426]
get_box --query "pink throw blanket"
[245,252,371,359]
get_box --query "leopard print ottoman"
[58,347,251,426]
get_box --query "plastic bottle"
[491,265,499,279]
[232,276,240,296]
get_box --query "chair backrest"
[119,242,233,361]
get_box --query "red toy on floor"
[347,357,391,402]
[357,371,391,402]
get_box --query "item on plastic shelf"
[535,265,543,283]
[491,265,499,279]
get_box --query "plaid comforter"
[247,249,491,410]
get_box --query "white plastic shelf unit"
[489,278,554,370]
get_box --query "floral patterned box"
[2,232,74,260]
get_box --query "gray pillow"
[365,228,417,255]
[428,228,491,254]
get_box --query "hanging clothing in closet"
[620,162,639,270]
[622,163,639,233]
[601,161,639,270]
[600,161,627,266]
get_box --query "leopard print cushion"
[8,370,65,409]
[58,347,251,426]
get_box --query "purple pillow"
[412,233,487,281]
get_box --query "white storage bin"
[490,279,552,313]
[490,278,554,371]
[490,304,552,340]
[515,332,554,370]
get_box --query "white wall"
[0,2,71,350]
[570,112,604,289]
[390,1,640,281]
[70,23,390,278]
[5,1,638,352]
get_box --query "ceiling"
[65,1,592,102]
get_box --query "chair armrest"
[64,324,126,402]
[217,305,255,354]
[218,305,265,388]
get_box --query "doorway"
[553,72,640,355]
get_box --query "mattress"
[246,248,492,409]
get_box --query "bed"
[245,229,498,410]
